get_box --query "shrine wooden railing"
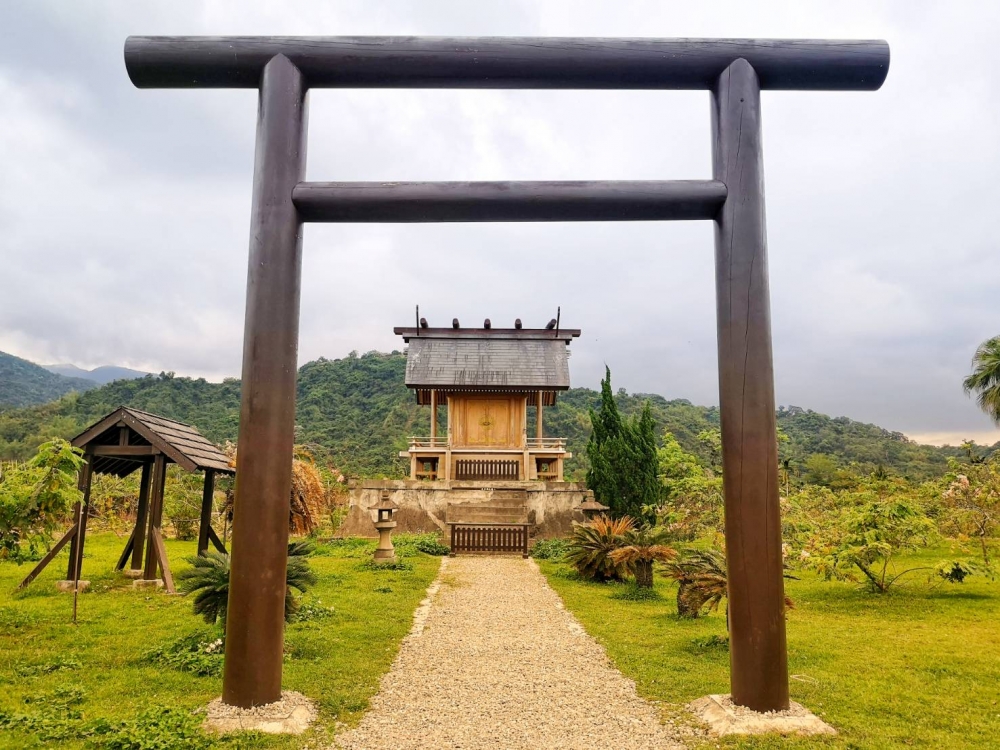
[454,459,520,481]
[450,523,529,557]
[525,437,567,450]
[408,436,448,449]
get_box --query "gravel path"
[335,556,683,750]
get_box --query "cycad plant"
[963,336,1000,425]
[663,548,728,618]
[609,525,677,588]
[564,515,634,582]
[177,541,318,628]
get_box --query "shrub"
[395,533,450,556]
[530,538,569,560]
[663,549,728,618]
[564,515,634,581]
[358,558,414,572]
[610,582,662,601]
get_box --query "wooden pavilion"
[18,407,234,593]
[395,319,580,482]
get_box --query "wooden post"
[197,470,216,556]
[66,460,92,580]
[223,54,307,709]
[536,390,543,439]
[142,455,167,581]
[430,389,437,440]
[711,58,789,712]
[130,461,152,570]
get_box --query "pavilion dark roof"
[71,406,234,477]
[394,327,580,392]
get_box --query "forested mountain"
[0,351,990,481]
[43,363,150,384]
[0,350,96,409]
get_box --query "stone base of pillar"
[55,580,89,593]
[133,579,164,590]
[689,695,836,737]
[122,568,144,579]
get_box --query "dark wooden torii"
[123,36,889,711]
[18,407,234,593]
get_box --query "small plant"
[15,657,81,678]
[565,515,634,581]
[609,525,677,588]
[144,630,225,677]
[935,559,979,584]
[176,540,317,627]
[374,584,393,593]
[691,634,730,651]
[288,596,335,623]
[359,558,414,572]
[395,533,450,556]
[610,582,662,601]
[529,538,569,560]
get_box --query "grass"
[540,546,1000,750]
[0,532,441,749]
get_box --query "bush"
[610,582,662,601]
[358,558,414,572]
[530,538,569,560]
[395,533,450,556]
[564,515,634,582]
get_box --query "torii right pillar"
[712,58,789,712]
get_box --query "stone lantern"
[369,491,399,563]
[575,496,610,521]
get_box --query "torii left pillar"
[223,55,308,709]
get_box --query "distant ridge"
[0,350,96,409]
[43,363,150,385]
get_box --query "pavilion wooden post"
[197,469,217,556]
[129,461,152,570]
[222,54,308,709]
[536,390,544,439]
[711,58,789,712]
[142,454,168,581]
[430,389,437,440]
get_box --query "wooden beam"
[223,53,305,710]
[712,58,789,712]
[207,525,228,554]
[17,525,77,589]
[66,462,93,581]
[197,470,216,556]
[124,36,889,91]
[91,445,158,456]
[293,180,726,223]
[115,526,136,571]
[150,527,175,594]
[130,462,152,570]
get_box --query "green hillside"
[0,350,96,409]
[0,351,989,481]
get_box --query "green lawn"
[539,547,1000,750]
[0,533,441,749]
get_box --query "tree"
[963,336,1000,425]
[585,368,661,520]
[0,438,84,561]
[940,458,1000,564]
[657,430,723,540]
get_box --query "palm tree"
[177,541,317,627]
[964,336,1000,425]
[609,525,677,588]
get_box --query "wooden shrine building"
[19,407,234,593]
[342,317,595,541]
[396,319,578,482]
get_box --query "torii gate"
[124,36,889,710]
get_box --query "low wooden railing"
[525,437,567,450]
[455,459,520,481]
[408,436,448,448]
[450,523,529,557]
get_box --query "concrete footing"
[55,580,89,593]
[132,579,163,590]
[122,568,144,579]
[689,694,836,737]
[203,691,317,735]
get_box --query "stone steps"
[446,488,529,526]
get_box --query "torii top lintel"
[124,36,889,91]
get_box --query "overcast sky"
[1,1,998,446]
